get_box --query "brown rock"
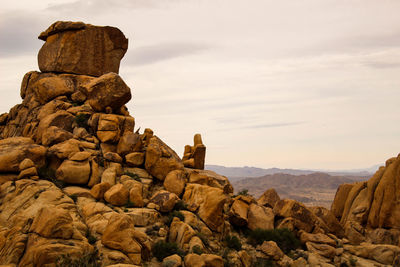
[229,199,249,227]
[184,254,206,267]
[201,254,224,267]
[129,184,144,208]
[247,204,274,230]
[258,241,284,261]
[91,182,112,200]
[0,137,46,173]
[104,184,129,206]
[125,208,160,227]
[48,138,81,159]
[84,72,131,112]
[163,254,182,267]
[88,159,100,187]
[33,76,75,104]
[69,151,92,161]
[125,152,145,167]
[182,134,206,170]
[56,159,91,184]
[117,132,142,156]
[30,206,74,239]
[19,158,35,171]
[186,169,233,194]
[36,110,74,142]
[145,136,184,180]
[17,167,38,180]
[38,21,128,77]
[257,188,280,208]
[104,152,123,163]
[299,231,336,246]
[41,126,74,146]
[164,170,186,196]
[101,167,117,186]
[101,213,142,265]
[150,190,179,212]
[310,206,344,238]
[183,184,227,232]
[169,217,196,249]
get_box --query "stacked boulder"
[182,133,206,169]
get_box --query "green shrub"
[233,189,249,198]
[74,113,91,130]
[247,228,300,254]
[38,167,65,189]
[152,241,183,261]
[56,249,100,267]
[166,210,185,226]
[126,199,135,208]
[224,235,242,251]
[349,256,357,267]
[192,245,203,255]
[174,200,188,211]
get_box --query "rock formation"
[0,21,399,267]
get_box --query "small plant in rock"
[166,210,185,226]
[74,113,91,130]
[196,232,209,247]
[56,249,100,267]
[85,229,97,245]
[349,256,357,267]
[124,171,141,182]
[173,200,188,211]
[224,235,242,251]
[126,199,135,208]
[38,166,65,189]
[152,241,181,261]
[192,245,203,255]
[247,228,300,254]
[253,258,276,267]
[233,188,249,198]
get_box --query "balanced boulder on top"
[38,21,128,77]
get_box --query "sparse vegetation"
[126,199,135,208]
[253,258,276,267]
[38,166,65,189]
[247,228,300,254]
[224,235,242,251]
[349,256,357,267]
[196,232,209,247]
[166,210,185,226]
[233,188,249,198]
[152,241,183,261]
[56,249,100,267]
[85,229,97,245]
[192,245,203,255]
[74,113,91,130]
[174,200,188,211]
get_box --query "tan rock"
[104,184,129,206]
[201,254,224,267]
[125,208,160,227]
[97,130,120,143]
[310,206,344,238]
[33,76,75,104]
[189,236,205,253]
[63,186,93,198]
[164,170,186,196]
[104,152,123,163]
[48,138,81,159]
[163,254,182,267]
[183,184,227,232]
[84,72,131,112]
[101,167,117,186]
[145,136,184,180]
[238,250,252,267]
[101,213,142,265]
[30,206,74,239]
[182,134,206,170]
[129,184,144,207]
[300,231,336,246]
[17,167,38,180]
[38,21,128,77]
[69,151,92,161]
[41,126,74,146]
[150,190,179,212]
[344,243,400,265]
[91,182,112,200]
[258,241,284,261]
[56,159,91,184]
[186,169,233,194]
[88,159,101,187]
[0,226,27,265]
[257,188,280,208]
[229,199,249,227]
[125,152,145,167]
[36,110,74,141]
[0,137,46,173]
[169,217,196,249]
[184,254,206,267]
[117,132,143,156]
[247,204,274,230]
[19,158,35,171]
[306,242,336,259]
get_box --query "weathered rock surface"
[38,21,128,77]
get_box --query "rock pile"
[0,21,399,267]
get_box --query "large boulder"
[145,136,184,181]
[247,203,274,230]
[84,73,131,113]
[183,183,227,232]
[55,159,91,184]
[38,21,128,77]
[0,137,46,173]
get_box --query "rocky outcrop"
[182,133,206,170]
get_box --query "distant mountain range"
[205,164,377,208]
[206,164,378,182]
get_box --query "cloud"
[125,42,210,66]
[246,121,306,129]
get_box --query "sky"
[1,0,400,170]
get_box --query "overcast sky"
[1,0,400,170]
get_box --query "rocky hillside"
[0,21,399,267]
[232,172,367,208]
